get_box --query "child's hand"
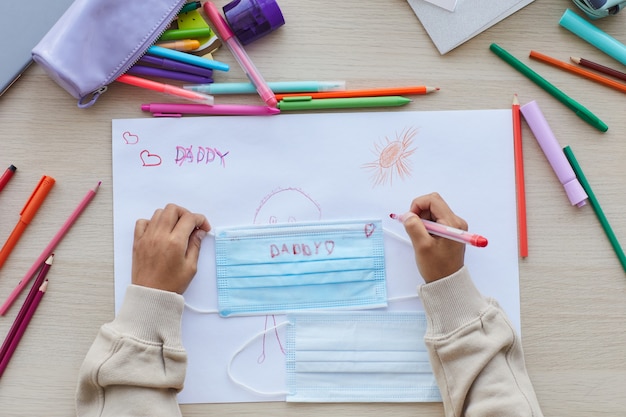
[131,204,211,294]
[402,193,466,283]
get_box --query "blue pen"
[184,81,346,94]
[147,45,230,72]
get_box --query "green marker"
[159,27,213,41]
[563,145,626,272]
[489,43,608,133]
[277,96,411,111]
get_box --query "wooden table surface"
[1,0,625,415]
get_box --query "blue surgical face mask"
[226,311,440,402]
[214,219,387,317]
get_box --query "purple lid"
[223,0,285,45]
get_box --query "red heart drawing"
[140,150,162,167]
[364,223,376,238]
[123,131,139,145]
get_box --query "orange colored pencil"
[529,50,626,94]
[512,94,527,258]
[274,86,439,101]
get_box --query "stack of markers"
[115,0,439,116]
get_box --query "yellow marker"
[155,39,200,51]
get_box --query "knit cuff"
[110,285,185,349]
[418,266,489,337]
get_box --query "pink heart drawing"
[140,150,162,167]
[123,131,139,145]
[364,223,376,238]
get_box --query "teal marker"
[184,81,346,94]
[489,43,608,132]
[560,9,626,66]
[276,96,411,111]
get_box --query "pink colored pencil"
[0,258,51,377]
[0,182,100,315]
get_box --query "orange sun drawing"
[362,127,418,186]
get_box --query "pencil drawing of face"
[253,187,322,224]
[362,127,418,187]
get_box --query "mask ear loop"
[383,227,420,302]
[184,302,219,314]
[227,320,290,397]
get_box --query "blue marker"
[147,45,230,72]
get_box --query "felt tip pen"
[147,45,230,72]
[389,212,488,248]
[203,1,277,107]
[0,165,17,192]
[489,43,608,132]
[116,74,214,105]
[276,96,411,111]
[139,55,214,78]
[127,65,213,84]
[159,27,213,42]
[184,81,347,94]
[141,103,280,116]
[0,175,56,269]
[180,1,202,14]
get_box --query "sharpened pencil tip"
[570,56,581,64]
[45,254,54,265]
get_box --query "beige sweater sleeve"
[75,285,187,417]
[418,267,543,417]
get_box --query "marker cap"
[223,0,285,45]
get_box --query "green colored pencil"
[489,43,608,133]
[563,146,626,272]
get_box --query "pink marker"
[390,212,488,248]
[141,102,280,117]
[520,100,587,207]
[204,1,277,107]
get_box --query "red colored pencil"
[0,255,53,378]
[512,94,528,258]
[570,56,626,82]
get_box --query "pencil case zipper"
[32,0,186,108]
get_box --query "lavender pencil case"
[32,0,185,108]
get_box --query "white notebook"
[407,0,535,54]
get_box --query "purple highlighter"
[520,100,588,207]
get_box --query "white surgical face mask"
[214,219,387,317]
[227,311,441,403]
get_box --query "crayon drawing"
[362,127,418,187]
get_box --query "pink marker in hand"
[390,213,488,248]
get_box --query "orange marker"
[155,39,201,51]
[275,86,438,101]
[0,175,55,269]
